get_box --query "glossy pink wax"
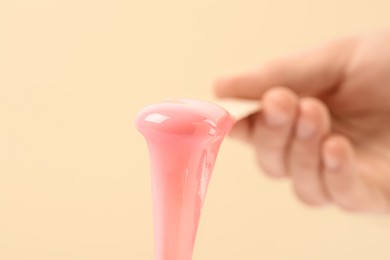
[136,99,234,260]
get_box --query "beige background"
[1,0,390,259]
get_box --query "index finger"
[214,38,356,100]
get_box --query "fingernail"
[323,151,341,171]
[296,118,316,139]
[264,106,288,127]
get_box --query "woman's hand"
[215,30,390,213]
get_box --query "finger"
[214,37,357,99]
[322,135,388,213]
[289,98,331,206]
[253,87,298,178]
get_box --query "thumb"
[214,37,357,99]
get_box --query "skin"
[214,30,390,213]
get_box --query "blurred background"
[1,0,390,259]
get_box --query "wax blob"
[135,99,234,260]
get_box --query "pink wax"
[136,99,234,260]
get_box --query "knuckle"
[337,200,365,212]
[257,156,287,179]
[294,185,328,207]
[262,167,287,179]
[333,193,369,212]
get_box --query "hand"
[215,30,390,213]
